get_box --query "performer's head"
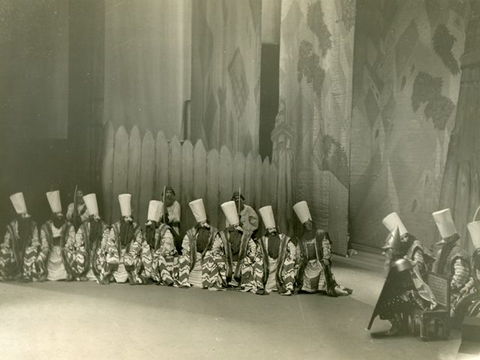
[84,193,100,221]
[10,192,33,242]
[231,191,245,212]
[118,193,133,222]
[75,188,85,205]
[163,186,176,207]
[259,206,277,236]
[46,190,64,227]
[293,201,313,234]
[433,208,460,248]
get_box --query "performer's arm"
[451,258,470,289]
[287,238,296,260]
[31,226,40,247]
[410,249,425,274]
[161,230,176,255]
[40,228,49,254]
[66,203,74,222]
[170,202,181,223]
[1,228,11,249]
[322,238,332,266]
[181,234,190,254]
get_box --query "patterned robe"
[0,219,45,281]
[142,223,178,285]
[110,220,142,284]
[433,243,471,317]
[295,230,338,295]
[96,228,120,284]
[176,225,225,290]
[255,233,296,295]
[217,229,259,292]
[41,221,73,281]
[63,224,90,281]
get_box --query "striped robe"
[41,221,72,281]
[433,244,471,317]
[143,224,178,285]
[176,226,225,290]
[63,224,90,281]
[0,219,43,281]
[111,220,143,284]
[218,229,259,292]
[96,228,120,284]
[256,233,296,295]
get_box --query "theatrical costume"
[176,199,225,290]
[160,186,182,253]
[143,200,178,285]
[0,193,45,281]
[81,193,107,282]
[218,200,259,292]
[293,201,351,296]
[432,209,471,318]
[109,194,143,284]
[367,213,437,335]
[252,206,296,296]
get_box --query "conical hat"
[221,201,240,226]
[382,212,408,236]
[189,199,207,223]
[259,205,276,229]
[147,200,161,222]
[10,192,27,215]
[293,201,311,224]
[382,227,401,250]
[432,208,457,239]
[46,190,62,213]
[83,193,99,216]
[467,221,480,250]
[118,194,132,217]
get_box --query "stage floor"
[0,252,474,360]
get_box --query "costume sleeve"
[245,238,256,263]
[2,227,12,248]
[40,227,49,253]
[181,233,190,254]
[247,207,259,230]
[322,238,332,262]
[287,238,296,260]
[212,233,224,253]
[31,226,40,247]
[451,258,470,289]
[66,203,74,222]
[411,249,425,273]
[161,229,176,255]
[65,226,76,248]
[170,202,181,223]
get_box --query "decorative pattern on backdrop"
[349,0,469,249]
[190,0,261,154]
[277,0,356,255]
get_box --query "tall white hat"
[10,192,27,215]
[259,205,276,229]
[83,193,99,216]
[118,194,132,217]
[221,201,240,226]
[467,221,480,250]
[189,199,207,223]
[432,208,457,239]
[293,201,312,224]
[382,212,408,236]
[46,190,62,213]
[147,200,162,222]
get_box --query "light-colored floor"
[0,253,475,360]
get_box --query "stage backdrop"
[190,0,262,154]
[277,0,356,254]
[439,1,480,255]
[103,0,191,139]
[350,0,469,249]
[0,0,68,139]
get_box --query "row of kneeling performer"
[368,209,480,336]
[0,190,353,297]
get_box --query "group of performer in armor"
[0,188,353,298]
[369,210,480,336]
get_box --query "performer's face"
[304,220,313,231]
[54,212,63,220]
[232,195,244,211]
[76,190,84,204]
[267,227,277,235]
[166,190,174,200]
